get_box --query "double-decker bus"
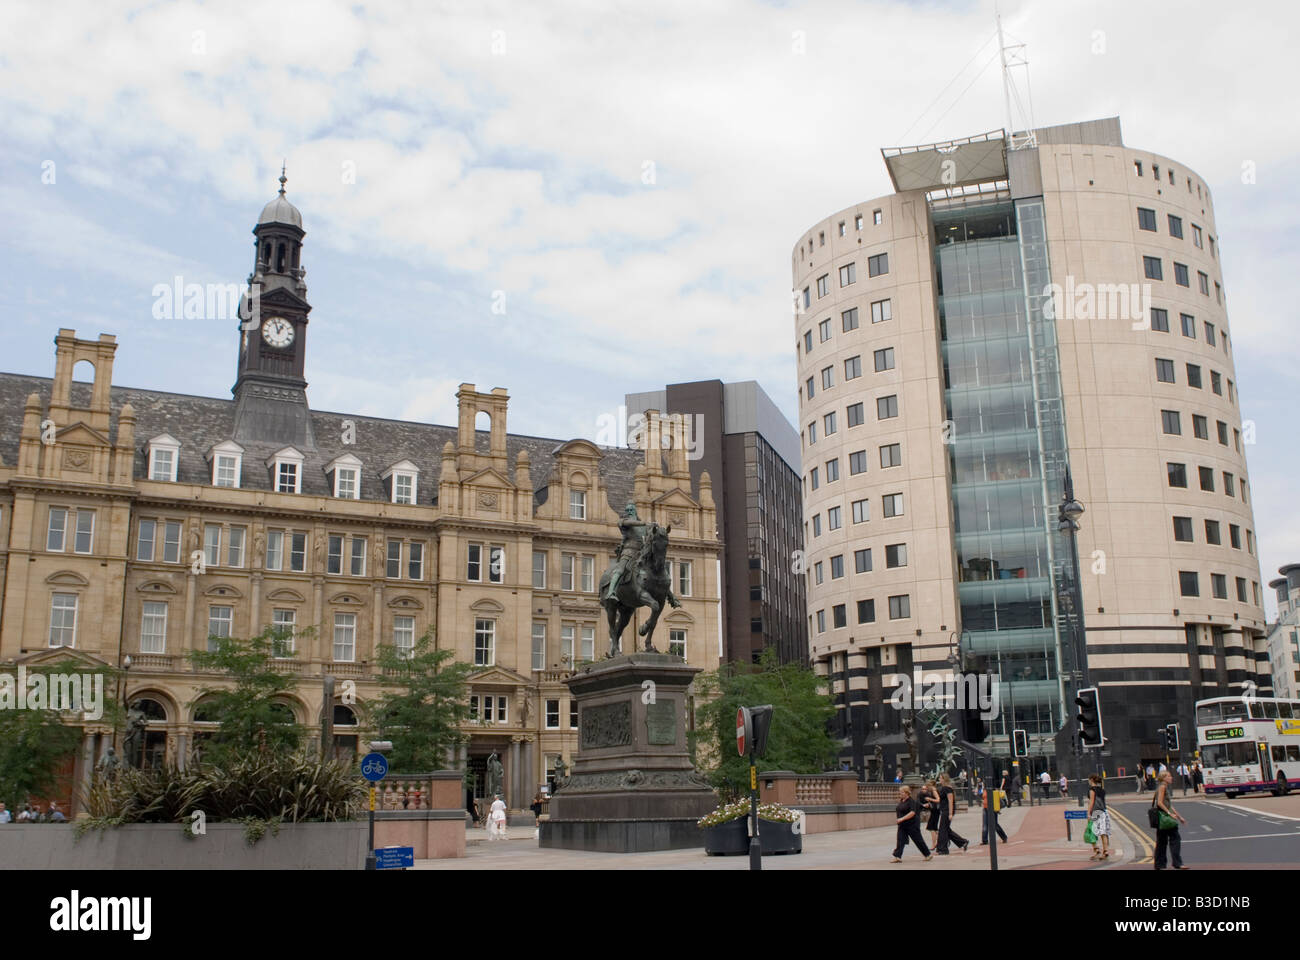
[1195,696,1300,798]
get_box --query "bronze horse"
[599,522,680,656]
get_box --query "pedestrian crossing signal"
[1165,723,1179,752]
[1012,728,1028,757]
[1075,687,1102,748]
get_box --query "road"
[1109,792,1300,868]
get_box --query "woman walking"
[1086,774,1111,861]
[891,784,933,862]
[1151,770,1189,870]
[936,773,970,854]
[923,779,943,850]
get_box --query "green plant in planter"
[697,799,799,829]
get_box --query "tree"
[690,648,838,794]
[0,660,121,808]
[368,629,472,773]
[188,627,304,764]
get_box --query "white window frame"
[669,628,686,660]
[209,441,244,489]
[49,593,78,648]
[408,541,424,581]
[467,543,483,582]
[532,622,547,671]
[474,618,495,666]
[561,553,575,591]
[289,531,307,572]
[546,698,561,729]
[227,525,246,568]
[533,551,547,590]
[488,545,505,584]
[382,460,419,505]
[73,509,95,555]
[207,605,233,651]
[136,519,156,562]
[350,536,367,577]
[561,623,575,663]
[271,608,296,658]
[569,489,587,520]
[268,447,304,494]
[47,506,67,552]
[387,539,402,579]
[580,555,595,593]
[140,601,168,654]
[162,520,182,563]
[581,624,595,661]
[393,615,416,660]
[204,523,222,569]
[677,561,692,597]
[333,612,356,662]
[266,530,284,571]
[327,453,363,500]
[147,434,180,482]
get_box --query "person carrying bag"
[1149,770,1188,870]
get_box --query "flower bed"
[698,800,802,856]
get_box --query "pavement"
[420,798,1134,870]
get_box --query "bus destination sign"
[1205,726,1245,741]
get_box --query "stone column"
[522,738,535,802]
[175,730,188,771]
[510,738,521,809]
[77,729,96,815]
[313,578,325,663]
[249,572,262,636]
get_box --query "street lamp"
[1056,469,1090,769]
[114,654,133,753]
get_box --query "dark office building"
[625,380,807,665]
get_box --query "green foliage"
[78,751,362,844]
[691,648,838,794]
[368,629,472,772]
[187,627,305,764]
[0,659,123,809]
[697,799,799,827]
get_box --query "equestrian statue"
[599,503,680,657]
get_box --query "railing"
[538,669,572,682]
[357,775,437,811]
[856,782,900,804]
[131,654,175,670]
[793,777,835,805]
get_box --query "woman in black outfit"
[1086,773,1110,860]
[935,773,969,854]
[1152,769,1189,870]
[923,779,942,850]
[891,784,933,862]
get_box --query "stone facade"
[0,185,721,816]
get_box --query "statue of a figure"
[553,755,568,785]
[598,503,680,656]
[872,744,884,782]
[97,746,121,775]
[603,503,648,603]
[901,717,919,774]
[123,704,148,768]
[485,752,503,798]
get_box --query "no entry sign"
[737,707,748,756]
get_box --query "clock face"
[261,317,295,348]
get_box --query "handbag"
[1083,819,1097,845]
[1147,792,1161,828]
[1157,810,1179,831]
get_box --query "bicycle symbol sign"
[360,752,388,782]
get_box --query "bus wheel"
[1276,775,1289,797]
[1226,792,1239,799]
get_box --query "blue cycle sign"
[361,753,388,782]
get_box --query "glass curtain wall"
[935,198,1067,740]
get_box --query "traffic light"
[1165,723,1179,752]
[1075,687,1103,747]
[1155,728,1167,751]
[1012,728,1029,757]
[749,705,775,759]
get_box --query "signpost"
[374,846,415,870]
[361,743,391,872]
[737,705,773,872]
[1064,807,1086,842]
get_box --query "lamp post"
[1057,469,1089,768]
[114,654,132,752]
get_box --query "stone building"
[0,181,721,814]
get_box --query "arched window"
[275,242,286,272]
[330,703,359,762]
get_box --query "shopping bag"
[1083,819,1097,845]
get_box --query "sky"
[0,0,1296,617]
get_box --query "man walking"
[0,803,10,824]
[1039,770,1051,801]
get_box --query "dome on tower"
[257,165,302,228]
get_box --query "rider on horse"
[603,503,647,603]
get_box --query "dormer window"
[268,447,305,494]
[326,453,363,500]
[147,433,180,482]
[569,489,586,520]
[208,441,244,489]
[382,460,419,505]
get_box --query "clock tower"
[231,167,316,449]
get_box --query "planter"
[702,817,802,856]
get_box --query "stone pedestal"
[539,653,717,853]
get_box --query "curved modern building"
[793,117,1269,775]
